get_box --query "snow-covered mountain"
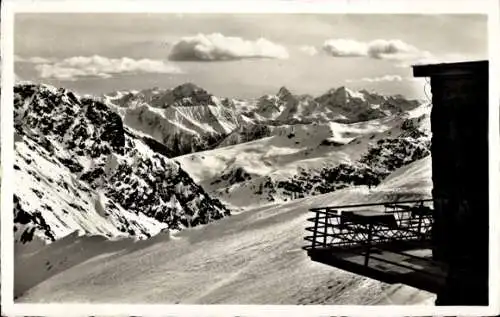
[176,103,432,208]
[313,87,420,123]
[14,83,230,245]
[102,83,239,157]
[246,86,420,125]
[13,81,430,242]
[13,81,435,305]
[102,84,423,157]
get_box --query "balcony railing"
[303,199,448,293]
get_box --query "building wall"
[429,71,489,305]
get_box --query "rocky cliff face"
[14,83,230,244]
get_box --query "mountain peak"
[277,86,293,99]
[314,86,352,105]
[336,86,359,97]
[172,82,206,95]
[169,83,215,105]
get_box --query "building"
[413,60,489,305]
[304,60,489,306]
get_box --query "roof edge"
[413,60,488,77]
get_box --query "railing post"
[417,213,423,240]
[323,209,329,247]
[364,223,373,266]
[312,209,320,249]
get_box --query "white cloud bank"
[397,53,469,68]
[32,55,182,81]
[322,39,432,61]
[346,75,423,83]
[168,33,289,61]
[360,75,404,82]
[322,39,368,57]
[15,55,55,64]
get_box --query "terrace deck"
[303,199,448,294]
[307,246,447,294]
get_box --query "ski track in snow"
[16,157,435,305]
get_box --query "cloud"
[367,39,431,60]
[322,39,368,57]
[360,75,404,82]
[395,53,469,68]
[168,33,289,61]
[322,38,431,61]
[15,55,54,64]
[33,55,183,81]
[406,53,469,66]
[346,75,421,83]
[299,45,318,56]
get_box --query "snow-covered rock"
[102,83,239,157]
[177,104,431,208]
[14,83,230,245]
[102,85,423,157]
[314,86,420,123]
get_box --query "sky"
[14,13,488,99]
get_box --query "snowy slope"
[176,105,431,208]
[15,156,434,304]
[14,83,230,245]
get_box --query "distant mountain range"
[13,81,431,245]
[101,83,422,157]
